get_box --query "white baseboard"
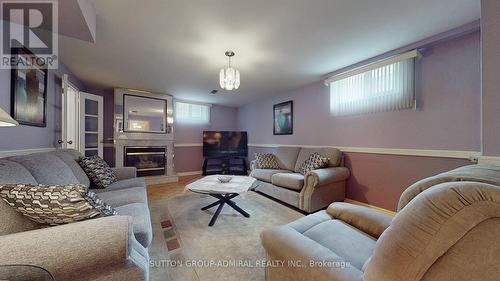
[0,147,56,158]
[177,171,203,177]
[174,143,203,148]
[344,198,397,216]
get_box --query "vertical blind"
[174,101,210,124]
[327,50,418,116]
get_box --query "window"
[326,50,418,116]
[174,101,210,124]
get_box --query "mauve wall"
[239,32,481,211]
[174,105,238,173]
[481,0,500,157]
[239,32,481,150]
[0,63,85,151]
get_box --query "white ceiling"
[59,0,480,107]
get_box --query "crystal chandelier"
[219,50,240,90]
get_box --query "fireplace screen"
[125,147,166,177]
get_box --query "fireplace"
[124,146,167,177]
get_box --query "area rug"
[149,191,303,281]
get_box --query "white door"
[61,74,79,149]
[79,92,104,158]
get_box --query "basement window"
[325,50,419,116]
[175,101,211,124]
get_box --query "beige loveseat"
[250,147,350,213]
[261,165,500,281]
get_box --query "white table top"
[186,175,256,194]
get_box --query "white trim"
[248,144,480,160]
[344,199,396,216]
[324,50,420,85]
[0,147,56,158]
[174,143,203,148]
[478,156,500,166]
[177,171,203,177]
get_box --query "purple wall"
[174,105,238,173]
[239,32,481,210]
[239,32,481,151]
[175,105,238,143]
[0,63,85,151]
[481,0,500,157]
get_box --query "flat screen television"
[203,131,248,158]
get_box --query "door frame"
[61,74,80,150]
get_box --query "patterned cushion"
[255,153,281,169]
[0,184,118,225]
[298,152,330,175]
[78,155,117,189]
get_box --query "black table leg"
[201,200,222,211]
[201,193,250,226]
[208,201,225,226]
[225,200,250,217]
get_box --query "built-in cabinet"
[80,93,103,157]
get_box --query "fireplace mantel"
[114,88,177,183]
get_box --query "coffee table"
[186,175,256,226]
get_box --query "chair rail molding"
[478,156,500,166]
[0,147,56,158]
[248,144,481,160]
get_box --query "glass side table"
[0,264,54,281]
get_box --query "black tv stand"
[202,156,248,176]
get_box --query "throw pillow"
[78,155,117,189]
[299,152,330,175]
[255,153,280,169]
[0,184,118,225]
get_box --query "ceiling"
[59,0,480,107]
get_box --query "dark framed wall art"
[273,100,293,135]
[10,47,48,127]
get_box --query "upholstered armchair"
[261,165,500,281]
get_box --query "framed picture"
[10,47,48,127]
[273,100,293,135]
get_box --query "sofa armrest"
[305,167,350,187]
[0,216,144,280]
[113,167,137,180]
[327,202,393,238]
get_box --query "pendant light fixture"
[219,51,240,90]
